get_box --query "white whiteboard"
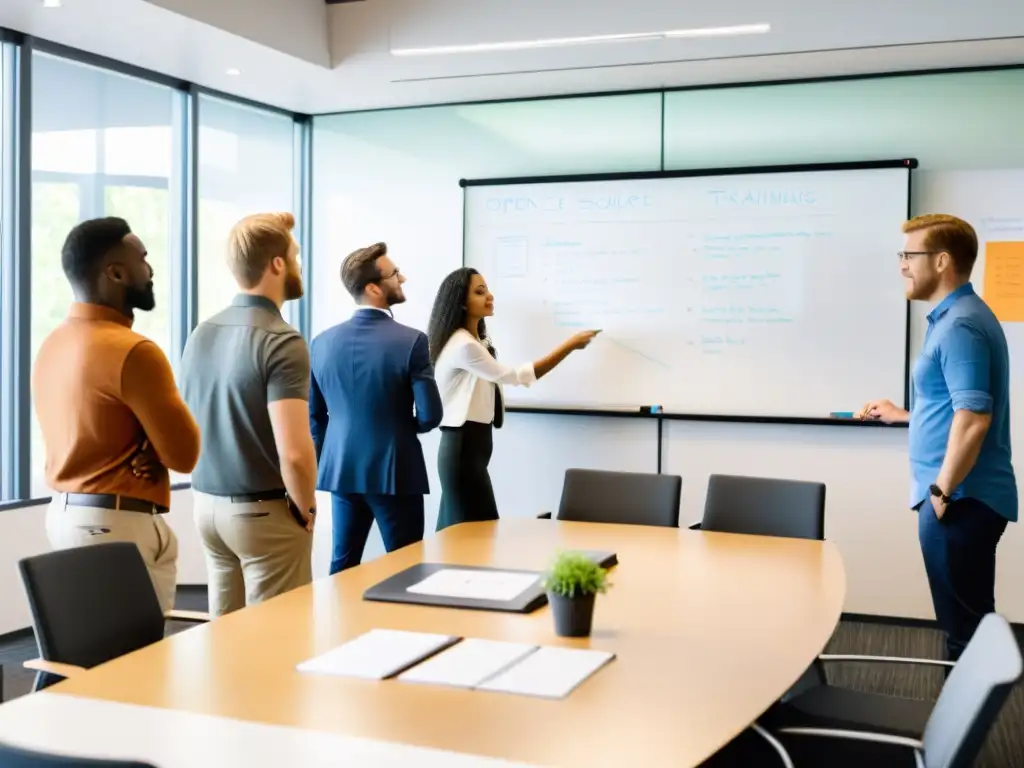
[463,166,911,418]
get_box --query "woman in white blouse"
[427,267,598,532]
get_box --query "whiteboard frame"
[460,158,917,430]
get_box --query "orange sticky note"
[983,241,1024,322]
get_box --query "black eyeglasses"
[378,266,401,281]
[897,250,938,262]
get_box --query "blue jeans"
[918,496,1008,661]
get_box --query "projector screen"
[462,163,911,420]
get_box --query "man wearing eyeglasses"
[857,214,1016,664]
[308,242,442,573]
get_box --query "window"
[197,95,297,324]
[662,69,1024,171]
[29,53,179,498]
[0,42,10,501]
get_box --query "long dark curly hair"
[427,267,494,363]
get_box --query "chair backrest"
[701,474,825,540]
[0,742,156,768]
[556,469,681,527]
[18,542,167,670]
[921,613,1023,768]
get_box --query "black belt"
[62,493,168,515]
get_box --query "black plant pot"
[547,590,596,637]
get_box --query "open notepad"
[477,647,615,699]
[296,629,461,680]
[297,630,615,698]
[398,640,615,699]
[397,638,538,689]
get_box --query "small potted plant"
[541,551,611,638]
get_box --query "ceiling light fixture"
[390,23,770,57]
[42,0,62,8]
[226,68,242,76]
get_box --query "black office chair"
[537,468,682,527]
[691,474,826,540]
[18,542,209,691]
[773,612,1023,767]
[762,649,938,739]
[0,742,156,768]
[692,474,959,740]
[693,474,827,767]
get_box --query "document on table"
[477,647,616,699]
[398,638,539,689]
[405,569,540,602]
[296,629,461,680]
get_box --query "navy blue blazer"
[309,309,443,496]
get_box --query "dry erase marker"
[830,411,855,419]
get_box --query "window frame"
[0,39,31,504]
[194,92,305,327]
[0,33,311,507]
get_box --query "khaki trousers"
[45,495,179,614]
[193,492,313,617]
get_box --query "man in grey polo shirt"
[179,212,317,616]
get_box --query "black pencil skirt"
[435,420,499,533]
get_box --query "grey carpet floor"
[0,596,1020,766]
[823,620,1024,768]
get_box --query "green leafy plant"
[541,551,611,599]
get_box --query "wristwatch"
[929,484,951,504]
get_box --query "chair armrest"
[24,659,87,678]
[688,520,702,530]
[778,726,924,751]
[817,653,954,668]
[751,723,794,768]
[164,609,211,622]
[536,512,553,519]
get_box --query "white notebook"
[476,647,615,699]
[406,569,539,602]
[296,629,461,680]
[397,638,539,689]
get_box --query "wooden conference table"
[23,519,845,766]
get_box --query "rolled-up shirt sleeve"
[454,335,536,387]
[121,341,201,473]
[940,318,993,413]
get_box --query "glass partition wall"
[0,38,310,504]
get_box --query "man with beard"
[309,242,442,573]
[180,212,316,615]
[33,217,200,613]
[858,213,1016,664]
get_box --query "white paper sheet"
[398,639,539,689]
[296,629,460,680]
[405,569,539,602]
[477,647,615,699]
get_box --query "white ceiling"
[1,0,1023,115]
[143,0,330,67]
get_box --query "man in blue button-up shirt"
[859,214,1016,662]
